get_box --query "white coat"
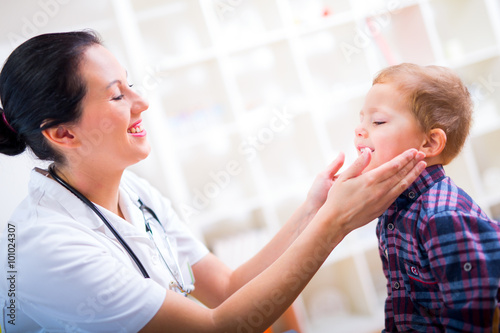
[0,168,208,332]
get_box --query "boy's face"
[354,83,427,173]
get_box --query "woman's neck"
[52,163,124,218]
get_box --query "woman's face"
[70,44,150,170]
[354,83,426,173]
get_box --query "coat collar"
[30,168,149,240]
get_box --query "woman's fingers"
[305,152,345,210]
[337,148,372,180]
[354,149,426,218]
[324,152,345,179]
[321,149,426,233]
[385,156,426,199]
[365,149,426,194]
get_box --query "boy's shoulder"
[419,174,495,223]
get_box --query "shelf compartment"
[250,112,325,189]
[208,0,283,46]
[136,0,212,64]
[131,0,183,11]
[428,0,497,63]
[2,0,116,48]
[349,0,418,18]
[176,133,258,214]
[490,202,500,222]
[286,0,352,28]
[301,256,382,333]
[298,22,373,99]
[455,56,500,136]
[443,151,480,200]
[158,60,233,139]
[302,257,370,317]
[274,195,305,227]
[202,209,271,269]
[46,0,115,30]
[99,25,132,72]
[365,4,435,67]
[228,41,305,112]
[469,129,500,198]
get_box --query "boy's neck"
[424,155,444,167]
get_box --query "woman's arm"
[191,154,348,307]
[141,148,426,332]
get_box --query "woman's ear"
[42,125,79,149]
[421,128,446,159]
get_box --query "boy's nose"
[355,126,367,138]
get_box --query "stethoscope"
[48,164,194,296]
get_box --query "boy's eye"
[373,121,386,125]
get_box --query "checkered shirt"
[377,164,500,332]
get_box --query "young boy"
[354,63,500,331]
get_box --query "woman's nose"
[131,90,149,114]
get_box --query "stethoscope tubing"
[48,165,151,279]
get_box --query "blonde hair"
[373,63,473,164]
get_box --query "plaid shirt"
[377,164,500,332]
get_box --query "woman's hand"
[318,148,426,235]
[304,152,346,214]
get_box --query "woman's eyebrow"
[106,79,121,89]
[105,71,128,90]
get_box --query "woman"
[0,31,425,332]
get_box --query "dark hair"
[0,30,102,162]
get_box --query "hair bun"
[0,106,26,155]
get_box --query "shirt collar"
[394,164,446,209]
[30,168,103,229]
[30,168,147,237]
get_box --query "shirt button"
[464,262,472,271]
[408,191,416,199]
[393,282,400,290]
[411,266,418,276]
[384,249,388,259]
[387,223,395,231]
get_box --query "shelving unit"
[1,0,500,332]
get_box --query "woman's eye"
[373,121,386,125]
[112,94,124,101]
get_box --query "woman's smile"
[127,120,146,137]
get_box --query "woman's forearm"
[226,200,319,297]
[143,206,344,333]
[211,208,342,332]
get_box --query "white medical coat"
[0,169,209,332]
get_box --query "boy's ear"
[421,128,446,158]
[42,125,79,149]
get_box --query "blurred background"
[1,0,500,332]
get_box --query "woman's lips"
[127,120,146,136]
